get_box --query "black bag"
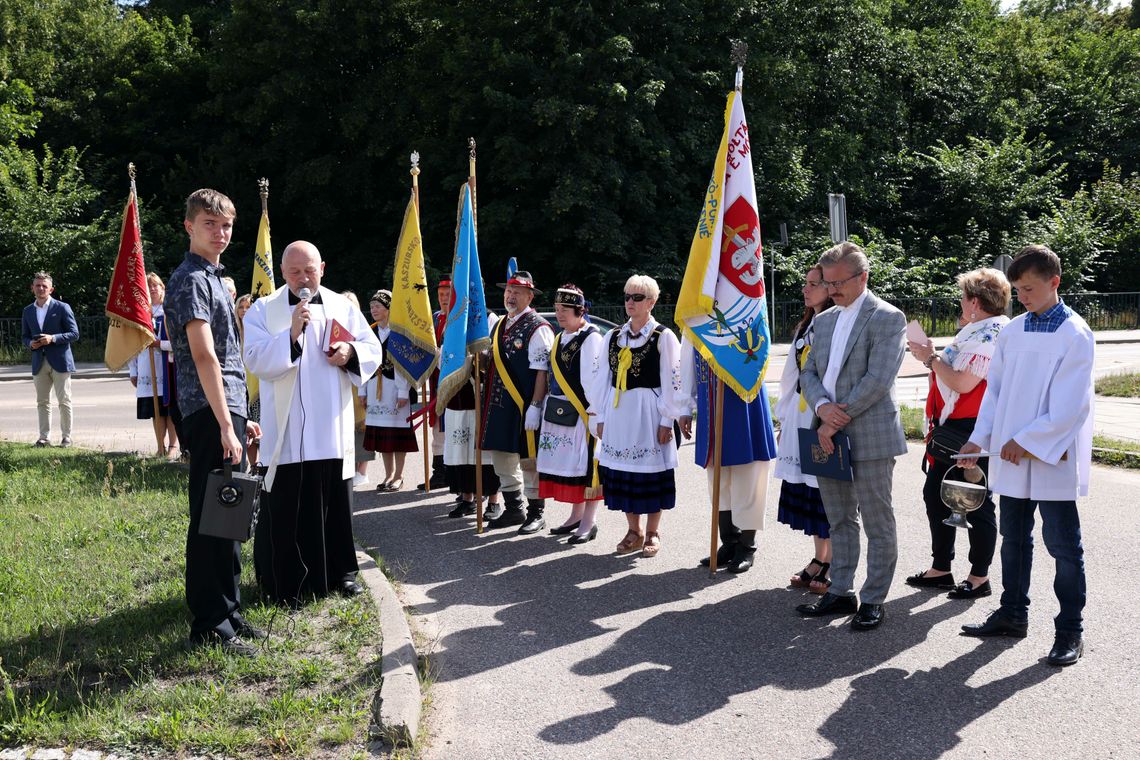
[543,397,579,427]
[200,460,262,542]
[926,418,974,466]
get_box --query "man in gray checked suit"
[795,242,907,630]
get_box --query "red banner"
[104,190,155,371]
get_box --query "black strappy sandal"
[789,558,824,588]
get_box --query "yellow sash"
[491,317,537,458]
[798,343,812,412]
[550,331,600,489]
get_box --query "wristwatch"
[923,354,938,369]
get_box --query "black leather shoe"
[905,570,956,590]
[851,603,885,630]
[518,513,546,535]
[448,500,476,518]
[947,580,992,600]
[1047,632,1083,666]
[233,619,269,640]
[961,611,1028,638]
[339,580,365,597]
[189,631,256,657]
[699,543,735,568]
[550,521,581,536]
[483,501,504,521]
[486,507,526,530]
[567,525,598,545]
[796,592,858,617]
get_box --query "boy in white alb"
[958,245,1093,667]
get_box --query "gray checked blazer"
[800,291,907,462]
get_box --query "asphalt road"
[351,443,1138,760]
[1,370,1137,759]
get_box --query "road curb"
[355,548,421,751]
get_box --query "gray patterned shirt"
[164,252,248,419]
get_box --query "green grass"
[0,442,381,758]
[1095,372,1140,398]
[1092,434,1140,469]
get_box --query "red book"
[325,317,353,353]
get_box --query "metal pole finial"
[731,40,748,68]
[128,162,137,181]
[410,150,421,178]
[468,137,476,161]
[731,40,748,91]
[258,177,269,213]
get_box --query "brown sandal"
[616,529,644,554]
[641,530,661,558]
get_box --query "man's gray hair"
[818,241,869,275]
[31,271,52,284]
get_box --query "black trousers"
[182,408,247,639]
[254,459,359,606]
[922,453,998,577]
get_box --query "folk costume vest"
[549,326,601,490]
[481,310,549,456]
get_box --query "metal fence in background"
[3,293,1139,362]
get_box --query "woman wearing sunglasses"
[588,275,683,557]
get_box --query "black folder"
[797,428,854,481]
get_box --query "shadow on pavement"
[538,588,1026,748]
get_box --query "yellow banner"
[388,195,439,388]
[675,92,732,324]
[247,209,274,403]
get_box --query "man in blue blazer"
[22,272,79,446]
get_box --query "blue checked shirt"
[1023,299,1073,334]
[164,252,248,418]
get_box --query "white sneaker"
[352,474,369,487]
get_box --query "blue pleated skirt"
[777,480,830,538]
[599,466,676,514]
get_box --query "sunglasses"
[623,292,648,302]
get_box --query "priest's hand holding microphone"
[291,285,356,368]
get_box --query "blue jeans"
[998,496,1086,633]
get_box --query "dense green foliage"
[1,0,1138,318]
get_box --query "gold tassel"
[797,343,812,412]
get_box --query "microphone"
[297,287,312,348]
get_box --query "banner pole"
[410,152,432,493]
[709,376,726,575]
[129,163,164,458]
[468,138,483,533]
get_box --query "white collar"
[506,306,535,325]
[35,298,52,310]
[622,317,657,338]
[838,289,870,314]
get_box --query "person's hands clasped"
[290,301,311,342]
[817,422,837,455]
[657,425,674,445]
[396,397,409,409]
[524,404,542,431]
[817,402,850,429]
[679,416,693,440]
[325,341,354,367]
[245,420,261,446]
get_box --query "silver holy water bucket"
[940,465,988,530]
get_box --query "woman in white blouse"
[588,275,683,558]
[360,290,417,491]
[537,285,605,544]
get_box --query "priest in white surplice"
[244,241,382,605]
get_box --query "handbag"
[926,418,974,467]
[543,397,579,427]
[200,460,262,542]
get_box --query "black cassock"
[254,458,359,605]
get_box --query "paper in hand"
[905,320,929,345]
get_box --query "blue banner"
[434,184,490,413]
